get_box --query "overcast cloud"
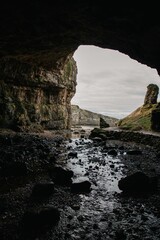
[71,45,160,119]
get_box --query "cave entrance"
[71,45,160,130]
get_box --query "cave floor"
[0,128,160,239]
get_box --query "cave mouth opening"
[71,45,160,121]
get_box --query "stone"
[22,206,60,233]
[100,117,110,128]
[108,149,117,156]
[31,182,55,199]
[118,172,158,194]
[92,137,103,142]
[49,166,73,186]
[144,84,159,105]
[71,180,91,193]
[71,205,80,210]
[68,151,78,158]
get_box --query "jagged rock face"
[144,84,159,105]
[0,57,77,131]
[71,105,117,127]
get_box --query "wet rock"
[93,223,99,229]
[108,149,117,156]
[80,134,85,138]
[119,146,125,151]
[77,215,84,221]
[68,151,78,158]
[31,182,55,199]
[92,137,102,142]
[126,150,142,155]
[80,129,86,133]
[110,164,115,169]
[49,166,73,186]
[118,172,158,194]
[22,206,60,234]
[71,204,80,210]
[71,180,91,193]
[98,133,107,140]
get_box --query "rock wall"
[0,57,77,131]
[71,105,118,127]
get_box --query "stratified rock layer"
[0,57,77,131]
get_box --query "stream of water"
[57,128,160,240]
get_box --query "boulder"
[68,151,78,158]
[31,182,55,199]
[118,172,158,194]
[22,206,60,234]
[49,166,73,186]
[108,149,117,156]
[71,180,91,193]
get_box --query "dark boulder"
[22,206,60,234]
[49,166,73,186]
[118,172,158,194]
[31,182,55,199]
[68,151,78,158]
[108,149,117,156]
[71,180,91,193]
[92,137,103,142]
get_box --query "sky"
[71,45,160,119]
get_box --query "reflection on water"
[63,136,125,238]
[66,138,124,194]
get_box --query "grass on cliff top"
[118,103,158,131]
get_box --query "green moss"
[118,104,159,131]
[63,58,77,83]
